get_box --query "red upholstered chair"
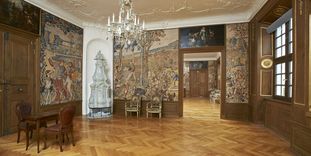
[44,105,76,152]
[15,101,46,150]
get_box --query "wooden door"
[0,31,4,136]
[190,69,208,97]
[190,70,199,97]
[198,69,208,97]
[3,32,35,134]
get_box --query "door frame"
[178,46,226,117]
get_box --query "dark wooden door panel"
[6,34,33,84]
[190,69,208,97]
[0,32,4,83]
[0,31,4,136]
[0,84,3,136]
[199,69,208,97]
[3,33,34,134]
[190,70,199,97]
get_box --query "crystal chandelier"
[107,0,145,43]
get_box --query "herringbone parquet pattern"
[0,98,293,156]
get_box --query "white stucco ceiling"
[26,0,267,29]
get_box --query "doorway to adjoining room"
[183,52,221,118]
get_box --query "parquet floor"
[0,98,294,156]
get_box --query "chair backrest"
[59,105,76,128]
[16,101,32,122]
[151,96,162,108]
[131,96,140,104]
[152,97,161,103]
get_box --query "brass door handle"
[18,88,23,92]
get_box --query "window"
[273,18,293,100]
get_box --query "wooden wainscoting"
[39,100,82,115]
[113,99,179,117]
[292,104,307,125]
[264,98,291,140]
[291,122,311,155]
[222,103,249,121]
[307,113,311,128]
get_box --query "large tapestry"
[40,11,83,105]
[0,0,40,34]
[226,23,249,103]
[114,29,179,101]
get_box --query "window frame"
[273,19,293,101]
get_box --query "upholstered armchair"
[146,96,162,118]
[125,96,141,118]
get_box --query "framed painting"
[0,0,40,34]
[179,25,225,48]
[189,61,208,70]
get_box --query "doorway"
[0,30,37,135]
[182,52,222,118]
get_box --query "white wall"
[82,26,113,115]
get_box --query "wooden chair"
[146,96,162,118]
[125,96,141,118]
[44,105,76,152]
[15,101,46,150]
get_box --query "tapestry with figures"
[226,23,249,103]
[40,10,83,105]
[113,29,179,101]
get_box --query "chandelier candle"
[107,0,145,42]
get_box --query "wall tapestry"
[40,10,83,105]
[226,23,249,103]
[179,25,224,48]
[114,29,179,101]
[183,62,190,97]
[208,61,217,91]
[0,0,40,34]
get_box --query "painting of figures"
[40,10,83,105]
[226,23,249,103]
[179,25,225,48]
[114,29,179,101]
[189,61,208,70]
[0,0,40,34]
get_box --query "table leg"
[37,120,40,153]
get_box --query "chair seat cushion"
[125,108,139,111]
[146,108,161,112]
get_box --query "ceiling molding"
[25,0,268,31]
[82,22,106,30]
[145,13,248,30]
[25,0,84,28]
[247,0,268,21]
